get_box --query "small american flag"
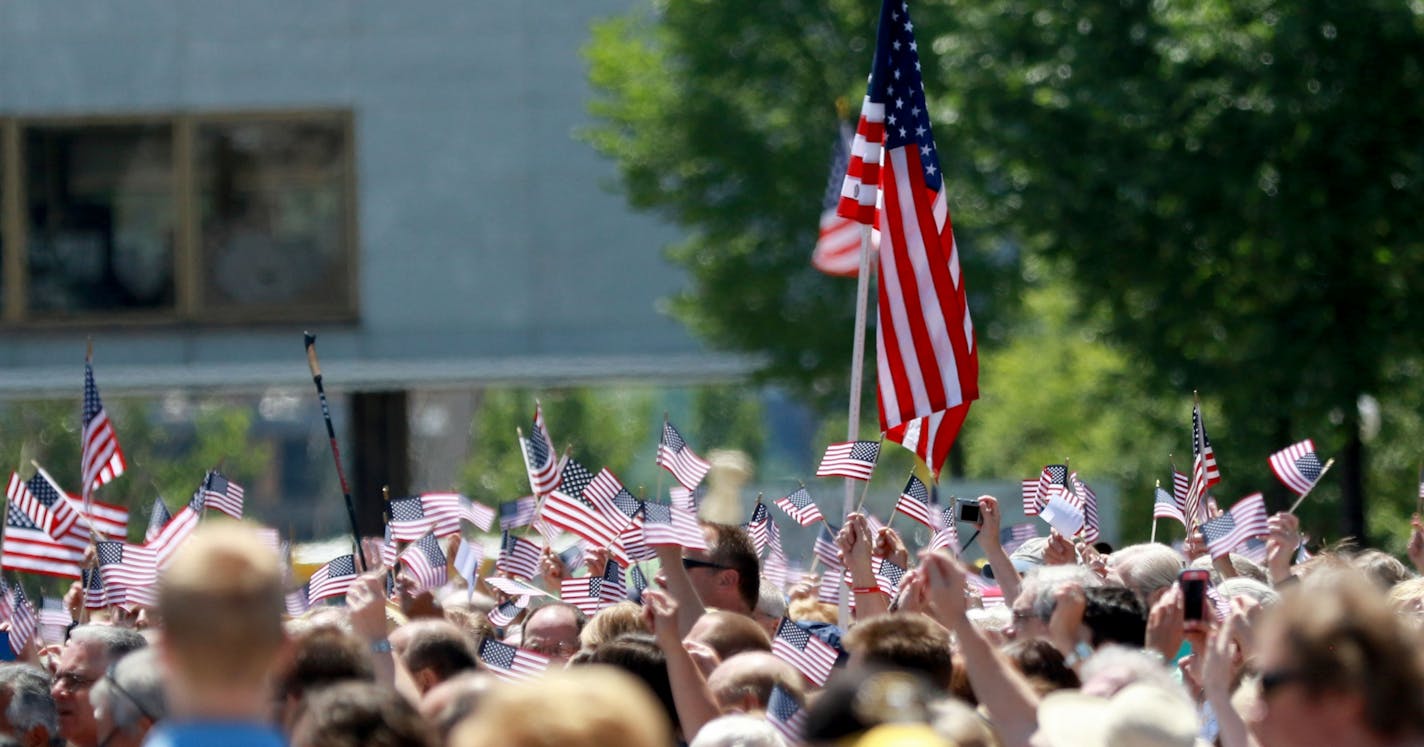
[817,572,842,605]
[1024,465,1068,517]
[387,495,436,541]
[670,484,706,514]
[1201,493,1269,559]
[307,554,358,602]
[1000,523,1038,554]
[585,469,637,534]
[82,500,128,542]
[484,576,549,599]
[393,493,494,538]
[8,470,85,546]
[775,487,824,526]
[767,683,807,746]
[500,496,538,529]
[3,502,84,579]
[487,596,530,628]
[928,508,959,554]
[813,522,842,569]
[285,586,310,617]
[1153,486,1187,526]
[540,465,630,564]
[1021,478,1041,517]
[894,474,935,527]
[1173,469,1191,507]
[496,531,543,581]
[559,562,625,615]
[744,502,771,555]
[7,586,37,655]
[772,617,837,686]
[97,540,158,593]
[815,441,881,481]
[82,568,117,610]
[1267,439,1324,496]
[521,403,562,496]
[81,359,126,507]
[145,498,172,543]
[1184,402,1221,527]
[557,541,587,573]
[765,513,785,558]
[1070,472,1100,543]
[842,557,904,597]
[478,638,550,682]
[641,502,707,551]
[763,547,790,590]
[399,533,449,592]
[147,486,204,569]
[201,471,245,520]
[38,598,73,645]
[812,123,869,278]
[630,564,649,596]
[657,420,712,491]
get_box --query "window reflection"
[195,120,351,311]
[24,124,176,314]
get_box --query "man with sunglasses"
[90,648,165,747]
[50,626,146,747]
[653,522,760,636]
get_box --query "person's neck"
[168,682,273,725]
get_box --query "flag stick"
[654,413,667,506]
[1150,480,1161,544]
[958,528,980,555]
[1150,518,1158,545]
[843,224,875,520]
[303,333,367,572]
[1287,458,1335,514]
[852,435,887,515]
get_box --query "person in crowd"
[50,626,146,747]
[704,652,803,712]
[449,668,672,747]
[688,714,786,747]
[655,523,761,634]
[578,602,645,653]
[1104,543,1183,608]
[1002,639,1080,695]
[841,613,954,691]
[0,664,58,747]
[1246,570,1424,747]
[517,602,586,664]
[289,681,437,747]
[684,609,771,661]
[89,648,166,747]
[144,522,287,747]
[391,620,476,694]
[273,626,374,733]
[750,587,786,640]
[1009,565,1101,641]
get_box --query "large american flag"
[495,531,543,581]
[2,503,84,579]
[894,474,934,527]
[771,617,838,686]
[307,554,358,602]
[521,402,563,496]
[813,123,869,278]
[1268,439,1324,496]
[1201,493,1269,559]
[641,502,707,551]
[775,487,825,526]
[839,0,978,478]
[81,359,126,507]
[816,440,882,482]
[399,533,449,592]
[657,420,711,491]
[477,638,550,682]
[201,471,245,520]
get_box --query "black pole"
[304,333,368,572]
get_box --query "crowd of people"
[3,497,1424,747]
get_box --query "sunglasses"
[681,558,730,571]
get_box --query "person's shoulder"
[144,722,286,747]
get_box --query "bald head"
[686,611,771,662]
[706,652,804,712]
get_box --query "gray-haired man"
[90,649,165,747]
[0,663,58,747]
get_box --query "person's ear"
[719,569,738,589]
[413,666,439,693]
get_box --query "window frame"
[0,109,359,327]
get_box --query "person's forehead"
[526,606,577,633]
[59,640,107,671]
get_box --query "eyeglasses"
[54,672,98,691]
[524,639,576,658]
[1258,669,1306,698]
[681,558,730,572]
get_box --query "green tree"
[585,0,1424,545]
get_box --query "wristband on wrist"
[851,585,882,595]
[370,638,392,654]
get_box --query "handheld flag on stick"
[657,419,711,491]
[816,441,881,482]
[1268,439,1326,496]
[1201,493,1269,559]
[775,487,825,526]
[81,349,126,509]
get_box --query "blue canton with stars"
[867,0,942,190]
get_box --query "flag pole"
[844,225,875,520]
[1287,458,1335,514]
[653,413,667,504]
[1150,480,1160,544]
[303,333,367,572]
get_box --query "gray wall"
[0,1,753,395]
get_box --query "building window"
[0,111,357,324]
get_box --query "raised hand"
[874,525,910,568]
[977,495,1003,542]
[1145,583,1186,661]
[1043,530,1076,566]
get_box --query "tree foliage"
[585,0,1424,544]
